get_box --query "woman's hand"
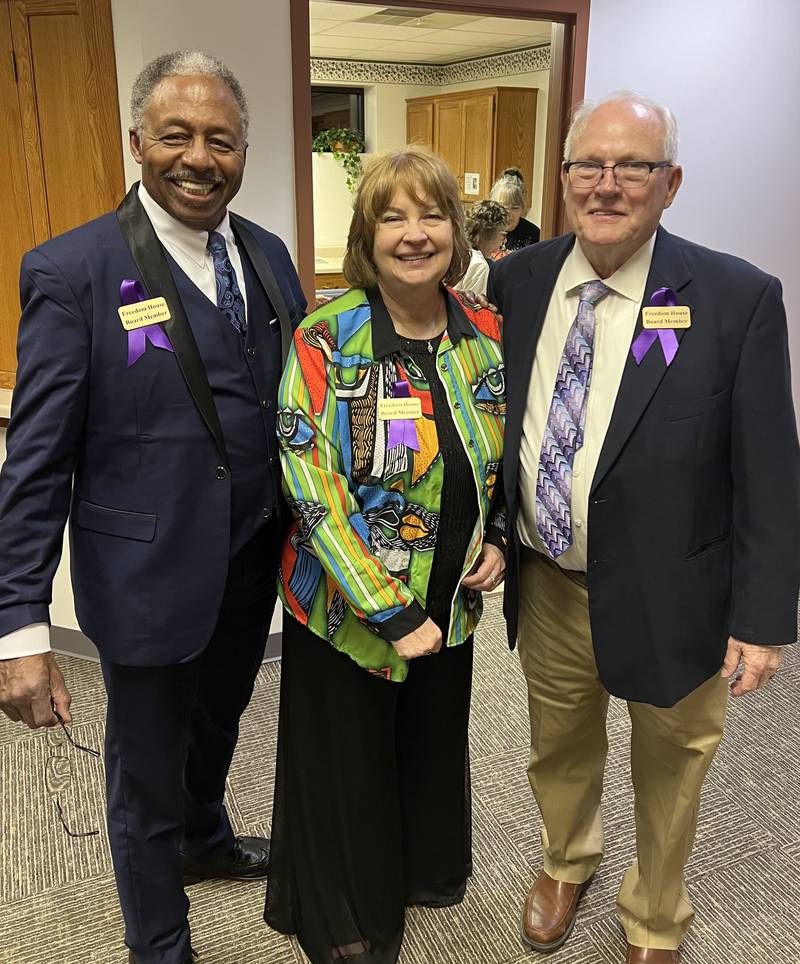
[392,618,443,660]
[461,543,506,592]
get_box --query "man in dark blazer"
[489,92,799,964]
[0,52,305,963]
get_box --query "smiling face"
[129,74,246,231]
[562,100,683,277]
[372,188,454,297]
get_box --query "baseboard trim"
[51,627,283,663]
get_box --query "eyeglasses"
[45,715,101,839]
[563,161,673,189]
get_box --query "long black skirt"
[264,613,474,964]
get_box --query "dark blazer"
[489,226,800,706]
[0,187,305,665]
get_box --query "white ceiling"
[309,2,552,65]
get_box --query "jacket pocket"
[666,389,729,422]
[76,500,157,542]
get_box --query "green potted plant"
[312,127,365,191]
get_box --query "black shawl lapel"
[116,185,229,466]
[505,235,576,468]
[590,227,693,495]
[230,215,293,367]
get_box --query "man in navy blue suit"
[489,93,799,963]
[0,52,305,963]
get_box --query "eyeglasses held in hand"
[45,713,101,839]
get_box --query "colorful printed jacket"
[277,286,506,681]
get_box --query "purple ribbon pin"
[631,286,680,367]
[387,380,420,451]
[120,279,174,368]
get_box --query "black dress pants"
[102,522,279,964]
[265,614,474,964]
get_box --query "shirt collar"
[137,182,235,268]
[563,233,656,303]
[366,286,475,360]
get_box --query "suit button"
[440,362,447,372]
[454,401,461,410]
[268,456,276,465]
[262,507,272,519]
[262,399,272,409]
[215,465,228,480]
[247,346,257,358]
[468,439,475,448]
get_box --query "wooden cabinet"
[406,100,433,154]
[0,0,124,390]
[406,86,537,204]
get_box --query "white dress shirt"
[458,248,491,296]
[517,234,655,571]
[0,185,246,660]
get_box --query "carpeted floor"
[1,593,799,964]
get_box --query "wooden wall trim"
[291,0,590,295]
[290,0,316,310]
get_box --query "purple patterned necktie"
[535,280,609,559]
[207,231,246,336]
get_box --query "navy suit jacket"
[489,227,800,706]
[0,187,306,665]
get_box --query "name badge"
[378,397,422,420]
[118,297,171,331]
[642,305,691,330]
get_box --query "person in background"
[264,148,507,964]
[0,51,306,964]
[489,91,799,964]
[490,166,540,254]
[458,199,509,295]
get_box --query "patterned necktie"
[535,280,609,559]
[207,231,246,335]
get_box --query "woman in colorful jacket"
[264,148,506,964]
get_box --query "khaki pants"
[517,548,728,949]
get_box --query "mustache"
[162,171,224,185]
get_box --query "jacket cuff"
[372,600,428,642]
[483,526,507,557]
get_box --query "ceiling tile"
[466,16,552,37]
[316,22,439,41]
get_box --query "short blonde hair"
[343,148,471,289]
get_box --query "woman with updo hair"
[489,166,540,253]
[459,199,509,295]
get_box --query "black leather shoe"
[182,835,270,884]
[128,949,197,963]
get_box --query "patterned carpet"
[1,594,799,964]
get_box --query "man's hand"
[453,289,500,316]
[0,653,72,728]
[721,636,785,698]
[461,543,506,592]
[392,618,443,661]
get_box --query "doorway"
[289,0,590,305]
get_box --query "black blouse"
[503,216,540,251]
[397,333,479,635]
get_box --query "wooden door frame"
[290,0,590,304]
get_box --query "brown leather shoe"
[626,945,680,963]
[520,871,593,952]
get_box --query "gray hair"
[564,91,679,164]
[130,51,249,140]
[489,167,527,210]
